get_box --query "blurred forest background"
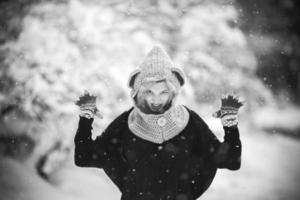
[0,0,300,200]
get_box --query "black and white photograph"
[0,0,300,200]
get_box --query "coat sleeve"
[74,111,128,168]
[205,124,241,170]
[189,109,242,170]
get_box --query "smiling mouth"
[151,105,163,109]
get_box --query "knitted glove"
[75,90,102,119]
[213,94,245,127]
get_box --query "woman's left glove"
[212,94,245,127]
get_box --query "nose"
[151,96,162,105]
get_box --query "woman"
[74,46,243,200]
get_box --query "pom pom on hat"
[128,45,185,98]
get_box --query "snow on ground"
[202,126,300,200]
[0,158,75,200]
[1,126,300,200]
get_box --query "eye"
[144,90,152,95]
[161,90,169,94]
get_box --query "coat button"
[157,117,167,127]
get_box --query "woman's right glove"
[75,90,102,119]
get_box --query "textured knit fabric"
[220,106,238,127]
[128,45,185,98]
[79,104,96,119]
[221,115,238,127]
[128,104,189,144]
[74,107,241,200]
[213,95,244,127]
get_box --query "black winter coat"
[74,107,241,200]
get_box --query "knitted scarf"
[128,105,189,144]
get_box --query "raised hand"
[212,94,245,127]
[75,90,103,119]
[75,90,97,106]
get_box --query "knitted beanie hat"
[128,45,185,98]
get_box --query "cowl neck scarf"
[128,104,189,144]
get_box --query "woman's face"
[137,81,173,114]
